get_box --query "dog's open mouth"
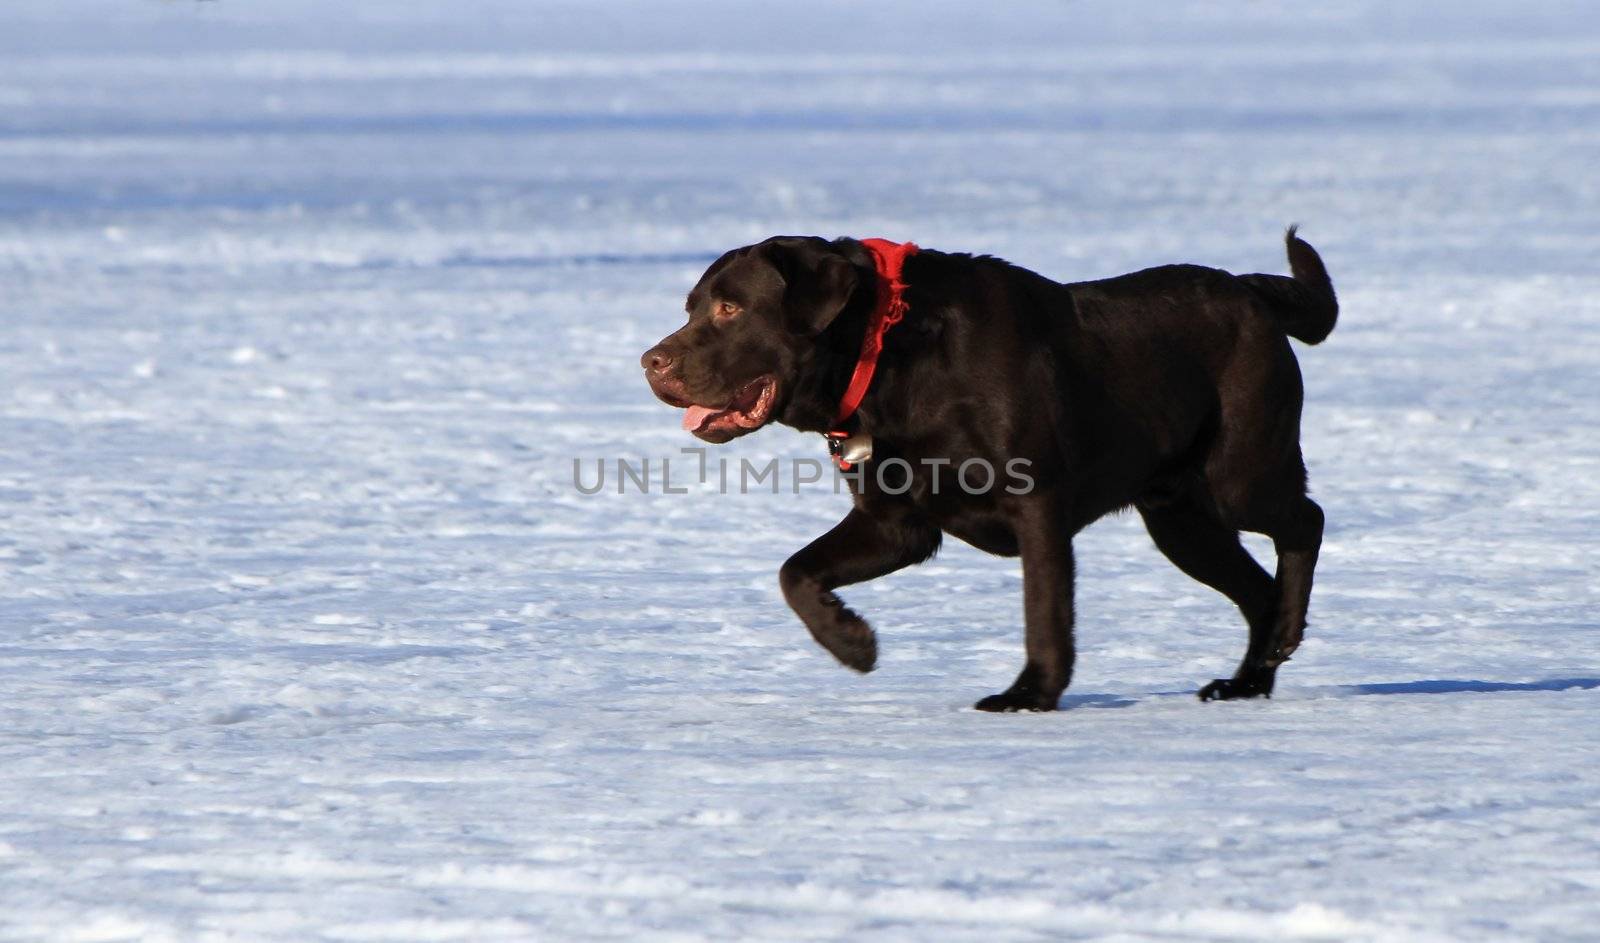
[682,377,778,443]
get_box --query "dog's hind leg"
[1253,492,1324,670]
[779,506,941,673]
[1193,328,1324,698]
[1137,500,1282,700]
[1201,477,1324,700]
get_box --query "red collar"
[831,237,919,433]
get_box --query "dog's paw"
[1197,676,1274,701]
[811,616,877,673]
[973,690,1059,712]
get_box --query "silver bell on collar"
[826,431,874,469]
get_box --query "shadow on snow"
[1055,676,1600,710]
[1342,677,1600,696]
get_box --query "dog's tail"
[1239,226,1338,345]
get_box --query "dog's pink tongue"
[683,405,719,432]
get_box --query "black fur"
[643,229,1337,711]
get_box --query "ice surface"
[1,1,1597,940]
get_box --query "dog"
[642,229,1336,711]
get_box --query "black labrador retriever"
[642,229,1336,711]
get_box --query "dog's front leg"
[779,506,941,672]
[976,496,1075,712]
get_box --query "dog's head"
[641,236,859,443]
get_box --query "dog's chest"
[935,506,1020,557]
[868,455,1022,557]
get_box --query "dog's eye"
[714,301,742,321]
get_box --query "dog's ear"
[761,237,859,336]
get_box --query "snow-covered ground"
[2,1,1598,939]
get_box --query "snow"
[2,0,1598,939]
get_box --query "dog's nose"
[641,346,675,373]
